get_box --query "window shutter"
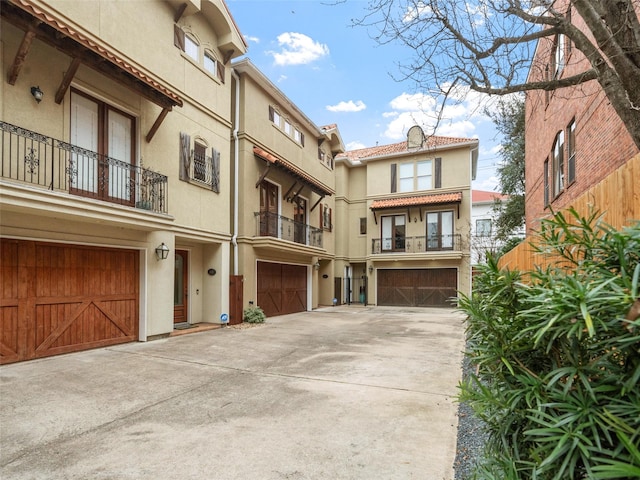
[268,106,275,122]
[320,203,323,227]
[435,157,442,188]
[300,132,305,147]
[329,207,332,232]
[217,62,225,84]
[179,132,191,181]
[390,163,397,193]
[212,147,220,193]
[174,25,185,51]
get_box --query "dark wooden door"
[0,239,139,364]
[260,181,278,237]
[377,269,457,307]
[257,262,307,317]
[174,250,188,324]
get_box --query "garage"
[1,239,139,364]
[257,262,307,317]
[377,268,458,307]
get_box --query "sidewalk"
[0,306,466,479]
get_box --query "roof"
[338,136,478,162]
[370,192,463,210]
[472,190,509,203]
[253,146,334,196]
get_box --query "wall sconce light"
[31,86,44,103]
[313,261,320,271]
[368,265,374,274]
[155,242,170,260]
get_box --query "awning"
[253,146,334,197]
[3,0,183,111]
[370,191,463,224]
[370,192,462,210]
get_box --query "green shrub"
[458,208,640,479]
[243,305,266,323]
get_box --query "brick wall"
[524,1,639,233]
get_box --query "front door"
[174,250,188,324]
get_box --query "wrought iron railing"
[1,121,168,213]
[254,211,323,248]
[371,234,462,254]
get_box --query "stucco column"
[202,241,230,323]
[145,231,175,338]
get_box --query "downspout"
[232,68,240,276]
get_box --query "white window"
[416,160,432,190]
[204,51,217,75]
[427,211,454,250]
[399,163,414,192]
[294,128,301,143]
[399,160,432,192]
[284,120,292,135]
[185,35,199,61]
[476,219,492,237]
[273,110,281,127]
[554,34,565,78]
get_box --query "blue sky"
[226,0,502,191]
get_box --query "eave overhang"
[2,0,183,111]
[253,146,334,197]
[369,191,463,224]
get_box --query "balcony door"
[293,197,307,244]
[70,89,135,205]
[259,180,279,237]
[381,215,406,252]
[427,211,454,250]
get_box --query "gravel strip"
[453,351,489,480]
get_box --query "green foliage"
[486,96,526,241]
[243,305,266,323]
[458,210,640,479]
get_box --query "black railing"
[254,211,323,248]
[371,234,462,254]
[1,121,168,213]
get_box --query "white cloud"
[326,100,366,113]
[346,140,367,150]
[244,35,260,44]
[268,32,329,66]
[403,1,432,22]
[473,175,500,192]
[277,75,288,83]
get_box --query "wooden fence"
[498,153,640,273]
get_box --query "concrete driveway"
[0,306,466,480]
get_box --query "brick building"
[524,0,639,233]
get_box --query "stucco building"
[1,0,246,363]
[334,127,478,307]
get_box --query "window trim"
[476,219,492,237]
[398,159,433,193]
[381,214,406,252]
[567,119,576,185]
[552,130,565,198]
[426,210,455,251]
[184,33,199,62]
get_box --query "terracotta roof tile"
[253,146,334,196]
[370,192,463,210]
[340,136,477,162]
[472,190,509,203]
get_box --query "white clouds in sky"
[268,32,329,66]
[382,88,493,140]
[326,100,366,113]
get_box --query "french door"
[259,180,279,237]
[70,89,136,205]
[293,197,307,244]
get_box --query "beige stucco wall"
[1,0,242,336]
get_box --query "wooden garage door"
[257,262,307,317]
[1,240,139,364]
[377,268,457,307]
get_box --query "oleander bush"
[458,209,640,479]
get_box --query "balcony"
[254,211,323,248]
[1,121,167,214]
[372,234,462,254]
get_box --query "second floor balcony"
[372,234,463,254]
[1,121,168,214]
[254,211,323,249]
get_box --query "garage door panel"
[378,269,457,307]
[1,240,139,364]
[257,262,307,317]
